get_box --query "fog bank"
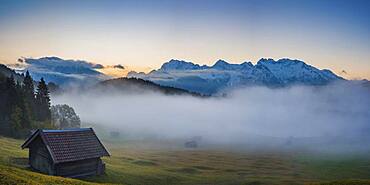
[53,82,370,150]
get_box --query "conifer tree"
[5,75,17,117]
[10,106,22,137]
[2,76,17,136]
[35,78,51,121]
[23,71,35,101]
[23,71,35,121]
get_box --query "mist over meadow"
[53,82,370,151]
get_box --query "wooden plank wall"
[56,158,99,177]
[29,136,55,175]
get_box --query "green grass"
[0,136,369,185]
[306,179,370,185]
[131,160,158,166]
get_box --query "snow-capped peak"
[257,58,276,64]
[160,59,204,71]
[257,58,342,85]
[212,60,232,70]
[39,56,63,61]
[212,59,229,66]
[211,59,251,71]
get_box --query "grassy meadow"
[0,136,370,185]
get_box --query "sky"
[0,0,369,79]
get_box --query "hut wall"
[97,158,105,175]
[29,136,54,175]
[55,158,101,177]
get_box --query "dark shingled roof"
[21,128,110,164]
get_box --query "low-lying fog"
[53,82,370,152]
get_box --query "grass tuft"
[131,160,158,166]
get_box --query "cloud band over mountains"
[16,57,119,85]
[13,56,347,93]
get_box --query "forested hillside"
[0,71,53,138]
[96,77,205,96]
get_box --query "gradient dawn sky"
[0,0,369,79]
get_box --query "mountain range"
[2,57,370,95]
[128,58,344,95]
[7,57,370,95]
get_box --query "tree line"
[0,71,54,138]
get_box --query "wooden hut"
[184,140,198,148]
[21,128,110,177]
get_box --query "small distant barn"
[21,128,110,178]
[184,140,198,148]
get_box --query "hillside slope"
[95,77,205,96]
[0,64,24,82]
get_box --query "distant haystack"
[110,131,120,138]
[184,140,198,148]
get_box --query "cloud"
[15,56,145,84]
[113,64,125,69]
[16,56,110,86]
[92,64,104,69]
[52,81,370,152]
[23,56,103,74]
